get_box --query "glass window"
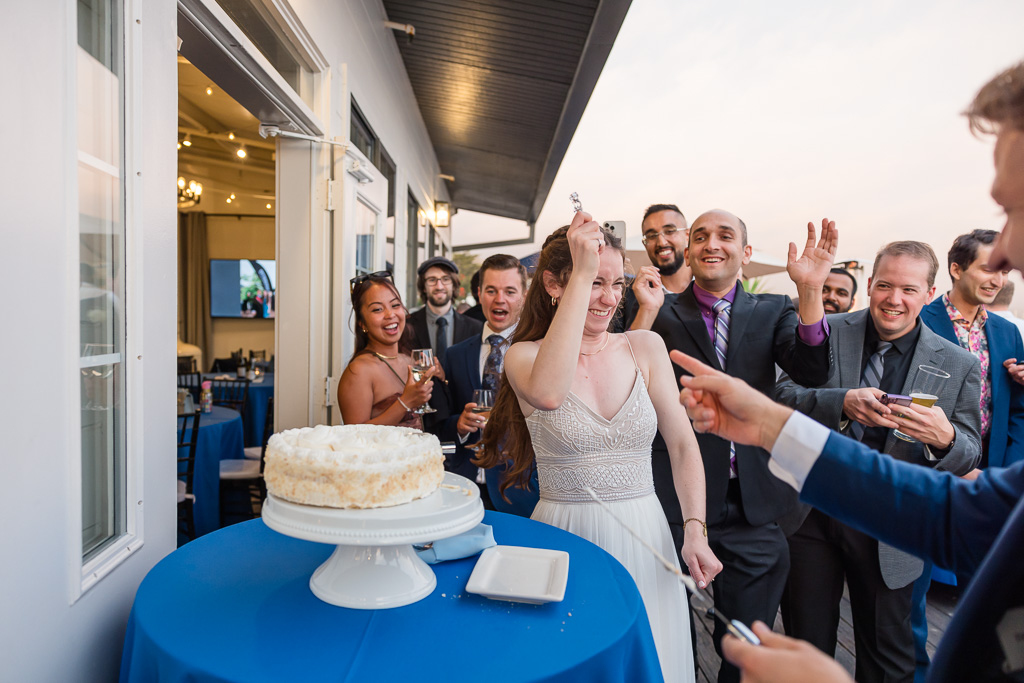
[214,0,318,110]
[407,192,420,304]
[355,199,377,277]
[350,103,375,163]
[78,0,127,561]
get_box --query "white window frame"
[67,0,145,603]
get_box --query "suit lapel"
[726,286,755,367]
[671,288,720,369]
[839,311,870,389]
[464,336,483,391]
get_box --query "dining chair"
[177,410,201,542]
[177,356,197,374]
[222,397,272,524]
[210,357,238,373]
[177,371,202,401]
[249,349,267,363]
[211,378,250,419]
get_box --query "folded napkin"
[415,523,495,564]
[213,374,235,380]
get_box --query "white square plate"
[466,545,569,604]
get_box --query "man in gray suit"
[776,240,981,682]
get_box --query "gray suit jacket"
[776,309,982,588]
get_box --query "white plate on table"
[466,545,569,604]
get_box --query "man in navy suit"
[437,254,539,516]
[675,58,1024,683]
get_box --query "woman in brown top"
[338,272,437,429]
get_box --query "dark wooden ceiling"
[383,0,631,225]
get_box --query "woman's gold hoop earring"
[551,296,559,306]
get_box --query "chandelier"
[177,176,203,208]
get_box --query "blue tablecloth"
[203,373,274,447]
[179,406,245,537]
[120,511,662,683]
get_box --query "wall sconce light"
[435,201,451,228]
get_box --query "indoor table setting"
[178,404,246,536]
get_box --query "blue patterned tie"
[849,341,893,441]
[713,299,738,477]
[482,335,505,392]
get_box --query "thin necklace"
[371,350,399,361]
[580,333,611,356]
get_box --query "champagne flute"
[410,349,437,415]
[471,389,495,425]
[893,365,950,442]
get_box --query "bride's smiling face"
[585,248,626,335]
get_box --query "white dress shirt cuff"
[768,411,831,492]
[458,430,470,445]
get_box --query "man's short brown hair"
[871,241,940,287]
[966,60,1024,135]
[477,254,527,293]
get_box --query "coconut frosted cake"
[264,424,444,508]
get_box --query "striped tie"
[713,299,738,477]
[849,341,893,441]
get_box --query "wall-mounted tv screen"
[210,259,276,319]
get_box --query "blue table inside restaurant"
[178,405,245,537]
[120,511,662,683]
[203,373,274,448]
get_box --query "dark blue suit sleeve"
[801,431,1023,578]
[439,348,462,445]
[1006,331,1024,464]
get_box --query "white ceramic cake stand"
[261,472,484,609]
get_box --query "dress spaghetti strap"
[622,333,640,370]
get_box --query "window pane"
[214,0,316,110]
[355,199,377,276]
[81,363,126,557]
[78,0,126,561]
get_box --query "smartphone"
[880,393,913,407]
[603,220,626,243]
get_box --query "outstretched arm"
[787,217,838,326]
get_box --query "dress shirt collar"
[425,305,454,325]
[482,321,516,344]
[942,292,988,329]
[864,312,921,356]
[692,281,739,316]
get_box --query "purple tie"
[713,299,737,478]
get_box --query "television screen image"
[210,259,276,319]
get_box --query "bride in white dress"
[477,212,722,682]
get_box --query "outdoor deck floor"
[693,581,960,682]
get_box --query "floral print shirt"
[943,293,991,438]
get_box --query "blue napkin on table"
[415,523,495,564]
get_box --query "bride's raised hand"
[566,211,604,280]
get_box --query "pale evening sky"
[450,0,1024,303]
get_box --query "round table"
[120,512,662,682]
[179,406,245,537]
[203,373,274,447]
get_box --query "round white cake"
[264,424,445,509]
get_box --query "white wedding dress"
[526,337,695,683]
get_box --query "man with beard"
[823,267,858,314]
[617,204,693,331]
[408,256,482,359]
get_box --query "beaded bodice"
[525,368,656,503]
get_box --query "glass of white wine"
[894,364,950,442]
[472,389,495,425]
[410,349,437,415]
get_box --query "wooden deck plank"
[690,581,958,680]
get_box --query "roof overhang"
[383,0,632,228]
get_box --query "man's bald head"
[690,209,748,248]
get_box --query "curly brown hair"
[475,224,625,499]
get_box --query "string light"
[228,132,235,140]
[206,86,213,95]
[236,146,247,159]
[182,134,192,147]
[266,203,272,209]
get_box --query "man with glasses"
[408,256,482,360]
[615,203,692,332]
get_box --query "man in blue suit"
[437,254,539,516]
[673,58,1024,683]
[922,229,1024,470]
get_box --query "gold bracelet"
[683,518,707,537]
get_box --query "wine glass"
[471,389,495,425]
[893,365,950,442]
[410,349,437,414]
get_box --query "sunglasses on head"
[350,270,394,293]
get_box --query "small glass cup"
[410,349,437,415]
[894,365,950,442]
[471,389,495,425]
